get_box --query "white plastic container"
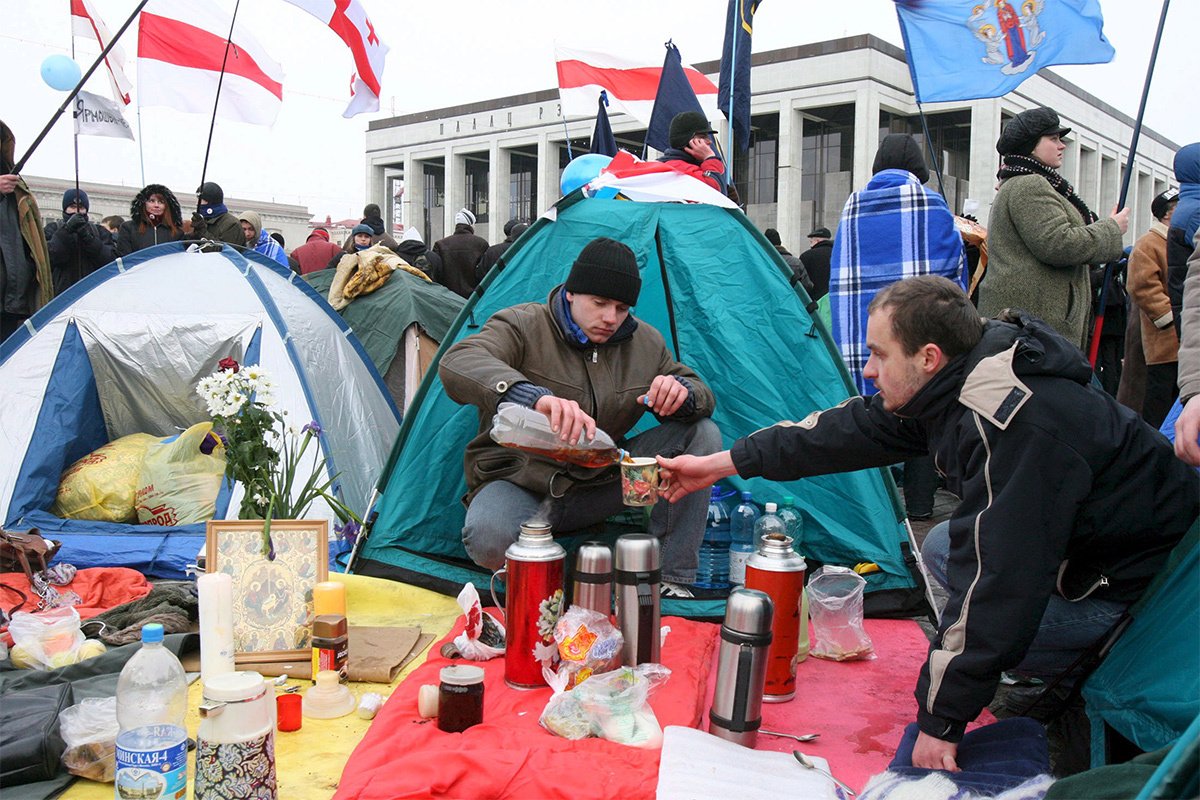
[195,671,277,799]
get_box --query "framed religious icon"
[205,519,327,663]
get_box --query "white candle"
[197,572,235,683]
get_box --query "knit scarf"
[999,155,1098,224]
[199,202,228,219]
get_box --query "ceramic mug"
[619,457,669,507]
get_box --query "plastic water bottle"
[729,491,760,586]
[754,502,786,544]
[695,487,732,589]
[778,496,804,547]
[115,623,188,799]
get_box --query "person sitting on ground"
[237,210,288,268]
[190,182,244,246]
[801,226,833,301]
[658,275,1198,771]
[344,203,400,254]
[656,111,726,192]
[977,107,1128,351]
[394,226,441,279]
[763,227,814,296]
[100,215,123,235]
[476,218,528,284]
[115,184,185,256]
[291,227,343,275]
[439,236,721,598]
[44,189,113,296]
[433,208,489,298]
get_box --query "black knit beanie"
[196,182,224,204]
[564,237,641,306]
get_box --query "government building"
[364,35,1179,252]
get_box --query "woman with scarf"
[115,184,185,256]
[977,107,1129,351]
[237,210,289,268]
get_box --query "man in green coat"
[190,182,244,246]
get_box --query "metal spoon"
[759,729,821,743]
[792,751,857,797]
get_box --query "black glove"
[191,212,207,235]
[63,213,88,233]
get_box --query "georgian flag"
[137,0,284,127]
[70,0,133,105]
[278,0,389,118]
[556,46,720,127]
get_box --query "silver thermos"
[709,588,774,747]
[572,541,613,616]
[614,534,661,666]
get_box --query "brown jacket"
[1128,222,1178,365]
[440,287,715,504]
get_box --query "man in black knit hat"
[656,111,727,192]
[440,236,720,597]
[190,182,244,246]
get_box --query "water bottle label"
[729,551,750,585]
[115,726,187,799]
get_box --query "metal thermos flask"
[745,533,807,702]
[709,588,774,747]
[490,521,565,689]
[572,541,613,616]
[614,534,661,666]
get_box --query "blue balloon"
[40,54,81,92]
[560,154,613,196]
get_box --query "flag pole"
[13,0,148,174]
[1088,0,1171,368]
[70,6,81,208]
[915,101,946,198]
[724,0,738,185]
[198,0,244,207]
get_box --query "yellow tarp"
[63,573,461,800]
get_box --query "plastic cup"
[277,693,302,732]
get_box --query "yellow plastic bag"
[52,434,160,522]
[135,422,226,526]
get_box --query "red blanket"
[335,615,718,800]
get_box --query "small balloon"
[40,54,82,92]
[560,153,613,196]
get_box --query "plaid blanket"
[830,169,966,395]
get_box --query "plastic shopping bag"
[807,565,875,661]
[135,423,226,526]
[52,434,159,522]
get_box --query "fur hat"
[196,182,224,204]
[455,208,476,227]
[669,111,717,150]
[564,237,641,306]
[238,210,263,238]
[997,107,1071,157]
[62,188,90,212]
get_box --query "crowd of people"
[3,108,1198,779]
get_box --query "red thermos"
[745,532,807,702]
[490,522,565,689]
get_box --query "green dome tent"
[350,191,930,618]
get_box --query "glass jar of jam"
[437,665,484,733]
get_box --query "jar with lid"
[195,670,277,799]
[437,665,485,733]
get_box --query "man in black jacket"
[44,189,113,295]
[658,275,1197,772]
[433,208,488,298]
[800,226,833,300]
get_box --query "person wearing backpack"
[395,226,441,279]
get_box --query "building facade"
[365,35,1178,253]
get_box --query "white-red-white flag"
[279,0,388,118]
[555,45,720,127]
[137,0,284,127]
[71,0,133,106]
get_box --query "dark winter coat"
[432,224,489,298]
[394,238,440,278]
[44,215,114,294]
[475,223,527,284]
[191,210,243,247]
[116,184,185,256]
[800,240,833,300]
[731,313,1197,743]
[773,244,813,296]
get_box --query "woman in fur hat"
[115,183,185,256]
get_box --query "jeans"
[463,418,721,583]
[921,521,1127,681]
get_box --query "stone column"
[968,100,1004,225]
[775,104,802,250]
[536,134,560,219]
[489,139,511,242]
[852,86,880,191]
[446,145,464,235]
[366,162,387,217]
[403,152,420,233]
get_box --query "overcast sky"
[3,0,1194,221]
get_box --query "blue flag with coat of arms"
[894,0,1115,103]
